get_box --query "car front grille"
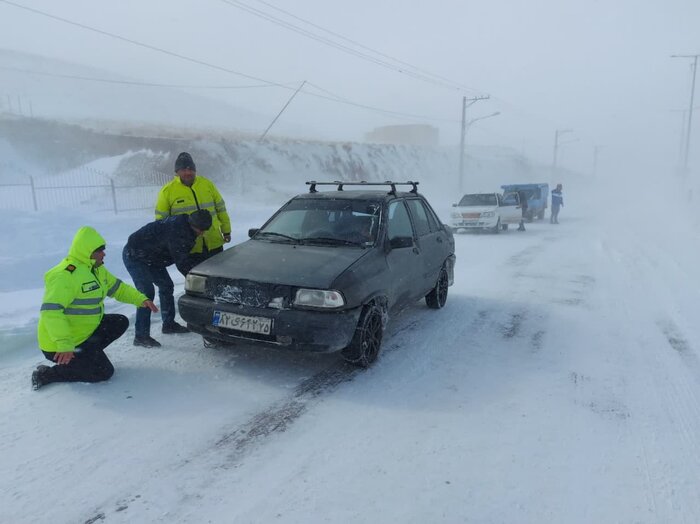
[207,278,294,309]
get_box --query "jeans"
[41,314,128,383]
[122,248,175,337]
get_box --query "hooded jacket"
[37,227,148,352]
[155,175,231,254]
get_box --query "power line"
[249,0,484,94]
[302,82,460,123]
[0,0,461,124]
[0,65,290,89]
[218,0,479,93]
[0,0,289,87]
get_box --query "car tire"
[501,223,508,231]
[425,265,449,309]
[492,218,501,234]
[537,210,544,220]
[342,305,383,367]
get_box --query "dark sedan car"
[179,181,456,367]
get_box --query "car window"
[421,200,442,233]
[261,198,380,245]
[458,194,497,206]
[405,199,431,237]
[502,192,519,206]
[387,201,414,240]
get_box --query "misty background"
[1,0,698,183]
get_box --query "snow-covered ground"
[2,168,700,524]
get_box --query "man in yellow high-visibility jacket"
[33,226,158,390]
[155,152,232,267]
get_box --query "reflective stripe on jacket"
[37,226,148,352]
[154,175,231,253]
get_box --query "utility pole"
[671,54,699,172]
[459,95,490,193]
[552,128,573,172]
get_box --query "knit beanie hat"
[175,152,196,172]
[188,209,212,231]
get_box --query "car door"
[405,198,444,295]
[385,200,422,310]
[500,191,521,224]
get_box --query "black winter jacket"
[123,215,199,276]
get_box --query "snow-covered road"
[2,188,700,523]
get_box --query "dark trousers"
[122,249,175,337]
[551,205,561,223]
[41,314,128,384]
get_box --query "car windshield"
[258,198,381,247]
[458,194,497,206]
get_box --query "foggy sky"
[2,0,699,175]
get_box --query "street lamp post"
[671,54,699,172]
[459,111,500,192]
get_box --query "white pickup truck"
[450,192,523,233]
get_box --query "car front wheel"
[425,266,449,309]
[342,305,384,367]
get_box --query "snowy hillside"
[0,115,565,220]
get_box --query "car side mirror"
[452,203,457,207]
[389,236,413,249]
[248,228,260,238]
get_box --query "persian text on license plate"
[212,311,272,334]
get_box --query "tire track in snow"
[81,310,431,523]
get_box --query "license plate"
[212,311,272,334]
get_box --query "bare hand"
[223,233,231,243]
[142,300,159,312]
[54,351,75,365]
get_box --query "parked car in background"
[450,192,523,232]
[179,181,456,367]
[500,183,549,220]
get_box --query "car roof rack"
[306,180,419,195]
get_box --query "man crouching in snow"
[33,226,158,390]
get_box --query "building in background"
[365,124,439,147]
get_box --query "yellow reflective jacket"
[37,227,148,352]
[155,175,231,253]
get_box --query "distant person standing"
[517,190,529,231]
[551,184,564,224]
[155,152,232,266]
[33,227,157,390]
[123,210,213,347]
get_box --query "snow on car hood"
[189,238,370,289]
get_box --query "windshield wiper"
[301,236,364,247]
[256,231,299,243]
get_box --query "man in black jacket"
[122,209,212,347]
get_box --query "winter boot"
[133,335,162,348]
[31,365,51,391]
[161,322,190,334]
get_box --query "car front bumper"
[178,294,362,352]
[451,216,498,229]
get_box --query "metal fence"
[0,166,171,213]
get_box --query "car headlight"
[451,212,461,219]
[294,289,345,308]
[480,211,495,218]
[185,273,207,294]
